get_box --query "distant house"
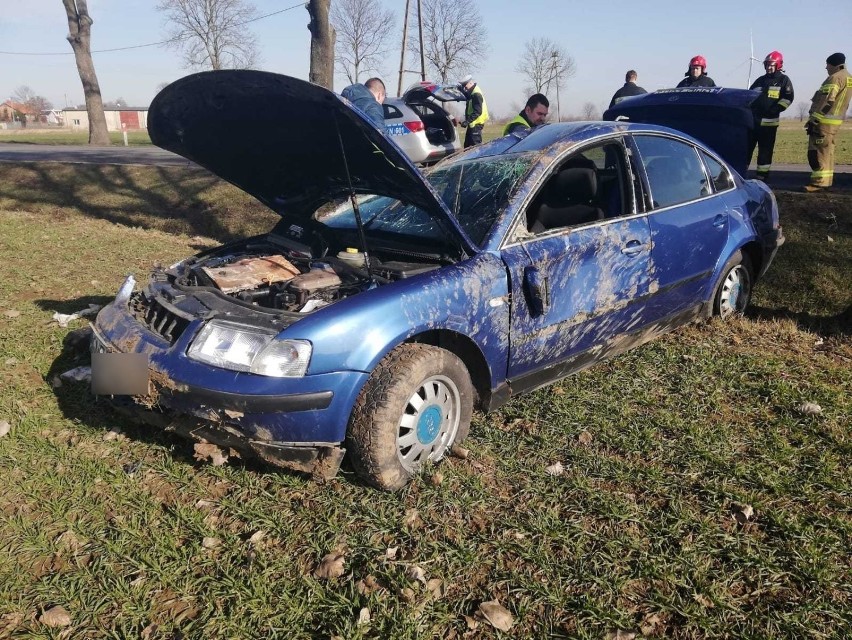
[63,107,148,132]
[0,100,36,122]
[43,109,64,126]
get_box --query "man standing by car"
[804,53,851,192]
[503,93,550,136]
[458,75,489,147]
[748,51,794,183]
[677,56,716,88]
[341,77,386,128]
[609,70,647,108]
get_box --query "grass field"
[3,120,851,166]
[0,164,850,638]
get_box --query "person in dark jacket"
[609,70,647,108]
[340,77,386,127]
[677,55,716,87]
[503,93,549,136]
[748,51,794,182]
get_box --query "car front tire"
[346,344,473,491]
[713,250,753,319]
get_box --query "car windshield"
[317,153,535,247]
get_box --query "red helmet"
[689,55,707,71]
[764,50,783,70]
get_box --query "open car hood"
[148,70,476,254]
[603,87,759,175]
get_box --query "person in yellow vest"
[457,75,489,148]
[503,93,550,136]
[804,52,852,192]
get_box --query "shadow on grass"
[749,303,852,336]
[0,162,275,243]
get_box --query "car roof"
[449,121,712,164]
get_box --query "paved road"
[0,142,848,191]
[0,142,196,167]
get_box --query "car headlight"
[187,321,311,377]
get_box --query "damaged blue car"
[90,71,783,490]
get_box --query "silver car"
[383,82,466,164]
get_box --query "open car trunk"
[402,82,466,146]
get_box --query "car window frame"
[629,132,738,212]
[501,134,642,248]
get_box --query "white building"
[63,108,148,131]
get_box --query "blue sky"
[1,0,850,119]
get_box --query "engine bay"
[167,234,442,314]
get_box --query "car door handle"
[713,213,728,227]
[621,239,644,256]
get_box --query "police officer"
[503,93,549,136]
[804,52,852,192]
[677,56,716,87]
[458,75,489,148]
[748,51,794,182]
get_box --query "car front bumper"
[91,303,371,478]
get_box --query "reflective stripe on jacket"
[466,86,489,127]
[810,65,852,126]
[750,70,794,126]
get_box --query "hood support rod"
[333,111,375,281]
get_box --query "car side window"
[635,135,708,209]
[382,104,403,119]
[700,150,735,192]
[525,141,632,234]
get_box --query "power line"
[0,3,304,56]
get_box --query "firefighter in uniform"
[748,51,794,183]
[805,52,852,192]
[458,75,489,148]
[676,55,716,87]
[503,93,549,136]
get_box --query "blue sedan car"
[90,71,783,490]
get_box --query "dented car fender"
[280,253,510,385]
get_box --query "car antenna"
[333,111,375,281]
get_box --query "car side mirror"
[523,265,549,315]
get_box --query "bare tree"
[581,102,599,121]
[796,101,809,121]
[515,38,576,97]
[11,86,52,113]
[409,0,487,84]
[62,0,110,145]
[157,0,260,70]
[331,0,395,84]
[307,0,335,89]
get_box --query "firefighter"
[458,75,489,148]
[503,93,549,136]
[748,51,794,182]
[804,52,852,192]
[676,55,716,88]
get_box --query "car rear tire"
[713,250,753,319]
[346,344,473,491]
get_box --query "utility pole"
[551,51,561,122]
[417,0,425,81]
[397,0,411,95]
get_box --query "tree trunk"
[62,0,110,145]
[306,0,335,89]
